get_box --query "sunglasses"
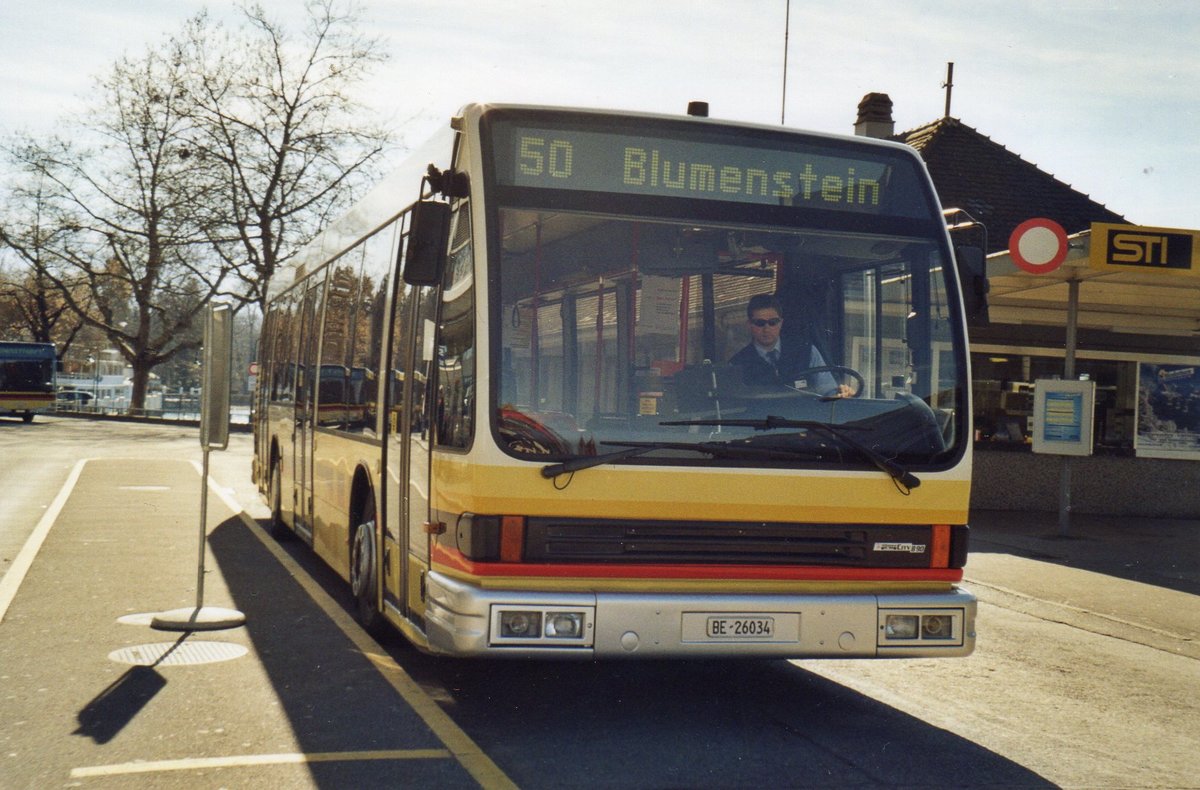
[750,318,781,327]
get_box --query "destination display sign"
[491,120,928,218]
[0,343,53,359]
[1090,222,1200,277]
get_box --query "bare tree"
[0,149,93,353]
[12,48,228,411]
[2,0,389,409]
[182,0,391,311]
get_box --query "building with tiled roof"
[850,93,1200,517]
[897,116,1126,255]
[854,92,1126,254]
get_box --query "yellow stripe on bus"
[431,460,971,524]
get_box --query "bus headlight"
[491,605,594,646]
[545,612,584,638]
[879,608,963,645]
[884,614,919,640]
[499,610,542,638]
[921,614,953,640]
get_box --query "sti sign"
[1090,222,1199,276]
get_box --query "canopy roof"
[986,229,1200,344]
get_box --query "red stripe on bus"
[430,544,963,583]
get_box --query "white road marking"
[0,458,87,623]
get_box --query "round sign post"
[1009,218,1069,274]
[1008,218,1079,536]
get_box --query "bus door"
[382,280,438,620]
[383,277,413,617]
[292,276,324,543]
[407,289,439,599]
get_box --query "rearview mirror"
[955,245,989,327]
[403,200,451,286]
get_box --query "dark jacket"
[729,341,835,392]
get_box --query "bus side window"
[319,255,362,429]
[434,200,475,450]
[271,290,299,404]
[356,221,397,436]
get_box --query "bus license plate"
[706,616,774,639]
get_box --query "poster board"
[1032,379,1094,456]
[1135,363,1200,460]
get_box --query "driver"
[729,294,853,397]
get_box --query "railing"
[53,396,252,425]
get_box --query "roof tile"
[894,118,1125,253]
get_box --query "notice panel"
[1032,379,1095,456]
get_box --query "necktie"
[767,349,779,366]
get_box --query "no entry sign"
[1009,218,1069,274]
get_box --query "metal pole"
[152,303,244,632]
[195,448,210,609]
[1063,278,1079,380]
[943,62,955,118]
[781,0,790,125]
[1058,278,1080,536]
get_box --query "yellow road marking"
[71,749,451,778]
[209,480,518,790]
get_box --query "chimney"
[855,93,894,139]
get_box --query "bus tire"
[22,413,33,424]
[268,462,292,540]
[350,500,382,632]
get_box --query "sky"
[1,0,1198,231]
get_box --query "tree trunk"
[129,361,151,413]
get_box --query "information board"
[1032,379,1095,456]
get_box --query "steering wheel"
[790,365,866,398]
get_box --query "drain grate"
[109,641,248,666]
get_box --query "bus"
[0,341,57,424]
[253,103,988,659]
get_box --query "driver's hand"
[833,383,855,398]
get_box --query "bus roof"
[267,123,457,302]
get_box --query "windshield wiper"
[539,438,820,478]
[540,444,661,478]
[661,415,920,490]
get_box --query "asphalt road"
[1,416,1197,788]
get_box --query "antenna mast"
[781,0,791,124]
[942,62,955,118]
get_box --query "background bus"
[254,103,985,659]
[0,341,57,424]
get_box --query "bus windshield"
[0,343,56,394]
[486,112,965,471]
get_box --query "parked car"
[56,390,94,406]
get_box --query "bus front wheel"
[350,502,383,632]
[269,462,291,540]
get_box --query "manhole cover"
[109,641,248,666]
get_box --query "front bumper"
[423,571,977,659]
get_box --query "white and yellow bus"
[253,103,988,659]
[0,341,56,423]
